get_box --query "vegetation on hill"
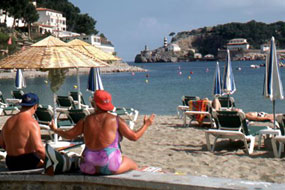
[0,0,99,35]
[36,0,98,35]
[0,0,39,37]
[172,20,285,56]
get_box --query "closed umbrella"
[15,69,26,89]
[222,49,236,108]
[0,35,108,147]
[263,36,284,129]
[87,67,104,92]
[213,62,222,97]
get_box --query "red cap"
[94,90,114,111]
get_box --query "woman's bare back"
[83,112,118,150]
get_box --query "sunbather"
[0,93,45,171]
[49,90,155,175]
[212,98,277,123]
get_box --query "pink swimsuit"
[80,117,122,175]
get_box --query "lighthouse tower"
[163,37,168,47]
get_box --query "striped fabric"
[263,36,284,101]
[188,100,209,125]
[87,67,104,92]
[222,49,236,95]
[15,69,26,89]
[213,61,222,97]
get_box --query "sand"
[1,114,285,184]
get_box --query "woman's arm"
[118,114,155,141]
[49,119,84,139]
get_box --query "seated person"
[49,90,155,175]
[0,93,45,171]
[212,97,221,111]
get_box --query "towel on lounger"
[188,100,209,125]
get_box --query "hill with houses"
[0,0,117,59]
[135,20,285,63]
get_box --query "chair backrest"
[0,91,6,104]
[214,110,245,131]
[182,96,200,106]
[69,91,86,105]
[56,96,75,109]
[277,114,285,136]
[12,90,24,99]
[218,96,236,108]
[68,109,89,124]
[34,105,53,124]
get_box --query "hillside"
[135,20,285,63]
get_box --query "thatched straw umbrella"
[67,39,121,62]
[0,35,108,146]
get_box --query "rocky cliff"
[134,20,285,63]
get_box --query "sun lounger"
[205,110,269,154]
[0,91,19,116]
[58,109,90,129]
[183,99,214,127]
[11,90,24,100]
[69,91,89,109]
[218,96,236,109]
[177,96,200,119]
[34,105,55,140]
[56,95,76,111]
[271,114,285,158]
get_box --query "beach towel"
[188,100,209,125]
[44,144,80,175]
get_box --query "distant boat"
[236,67,242,71]
[250,64,260,69]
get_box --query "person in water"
[0,93,45,171]
[49,90,155,175]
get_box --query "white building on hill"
[36,8,66,36]
[227,38,250,50]
[61,34,115,55]
[0,9,25,28]
[168,43,181,52]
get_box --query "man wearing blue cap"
[0,93,45,171]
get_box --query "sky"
[69,0,285,61]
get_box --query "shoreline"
[1,114,285,184]
[0,62,146,79]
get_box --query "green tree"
[37,0,98,34]
[22,3,39,39]
[74,14,98,35]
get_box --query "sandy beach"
[1,114,285,184]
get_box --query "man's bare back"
[2,110,45,159]
[0,93,45,170]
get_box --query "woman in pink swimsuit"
[50,90,155,175]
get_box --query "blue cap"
[20,93,39,107]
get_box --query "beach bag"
[44,143,80,175]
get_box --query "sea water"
[0,60,284,115]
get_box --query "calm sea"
[0,61,284,115]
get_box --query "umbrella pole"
[53,93,58,143]
[77,68,81,109]
[273,100,276,130]
[227,94,230,109]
